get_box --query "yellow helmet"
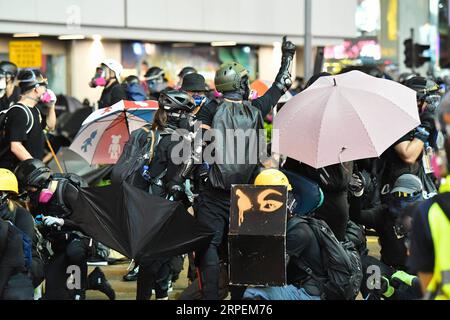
[0,168,19,194]
[254,169,292,191]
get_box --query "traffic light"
[404,38,414,68]
[414,43,431,68]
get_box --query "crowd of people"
[1,35,450,301]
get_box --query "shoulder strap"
[8,104,34,134]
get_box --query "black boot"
[87,267,116,300]
[123,266,139,282]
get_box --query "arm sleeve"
[408,202,435,274]
[349,196,384,229]
[196,100,217,128]
[252,85,283,118]
[6,108,28,142]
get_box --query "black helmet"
[145,67,165,81]
[158,90,196,113]
[123,75,141,85]
[14,159,52,190]
[404,77,440,101]
[178,66,197,79]
[181,73,206,92]
[0,61,18,79]
[17,69,47,93]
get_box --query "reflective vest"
[426,201,450,300]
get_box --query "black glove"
[274,36,296,94]
[420,111,436,134]
[348,173,365,197]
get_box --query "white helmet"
[101,59,123,79]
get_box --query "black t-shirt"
[98,81,127,109]
[196,85,282,128]
[286,217,325,290]
[382,131,421,188]
[0,104,46,170]
[0,86,21,112]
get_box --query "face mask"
[192,95,206,107]
[424,94,441,114]
[40,91,52,103]
[0,192,8,210]
[147,80,166,94]
[38,181,58,204]
[89,67,108,88]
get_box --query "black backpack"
[0,104,35,157]
[293,217,363,300]
[111,124,159,190]
[208,100,264,190]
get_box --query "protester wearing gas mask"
[144,66,170,100]
[0,69,56,171]
[89,59,126,109]
[14,159,116,300]
[0,61,20,111]
[181,73,208,115]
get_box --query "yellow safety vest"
[426,200,450,300]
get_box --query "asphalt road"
[85,236,382,300]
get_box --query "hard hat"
[101,58,123,79]
[0,168,19,194]
[254,169,293,191]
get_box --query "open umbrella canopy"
[70,182,213,260]
[251,79,293,103]
[69,100,158,165]
[273,71,420,169]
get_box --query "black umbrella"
[71,182,213,260]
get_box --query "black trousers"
[44,236,89,300]
[196,190,230,300]
[136,258,171,300]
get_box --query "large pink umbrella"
[273,71,420,169]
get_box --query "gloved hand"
[420,111,436,134]
[43,216,64,228]
[348,173,365,197]
[414,126,431,143]
[381,276,395,298]
[281,35,297,58]
[274,36,296,94]
[391,270,417,287]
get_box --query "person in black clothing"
[282,72,353,242]
[195,37,296,300]
[144,66,169,100]
[14,159,115,300]
[89,59,126,109]
[0,61,20,111]
[380,77,441,197]
[0,69,56,171]
[350,173,425,270]
[135,90,197,300]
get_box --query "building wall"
[0,0,357,45]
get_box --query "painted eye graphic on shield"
[236,188,284,227]
[257,189,284,213]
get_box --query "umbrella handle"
[45,133,64,174]
[339,147,350,173]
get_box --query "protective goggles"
[19,72,48,88]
